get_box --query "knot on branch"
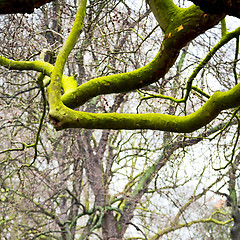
[49,115,62,130]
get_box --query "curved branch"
[0,56,53,75]
[146,0,181,31]
[50,83,240,132]
[47,0,87,110]
[150,210,232,239]
[61,5,224,109]
[0,4,224,110]
[0,55,76,90]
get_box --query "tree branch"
[0,0,53,14]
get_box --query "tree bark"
[190,0,240,18]
[231,217,240,240]
[0,0,53,14]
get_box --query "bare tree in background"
[1,0,240,239]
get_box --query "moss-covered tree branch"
[47,0,87,111]
[146,0,181,31]
[0,0,227,133]
[0,2,224,109]
[61,5,224,109]
[0,56,53,75]
[150,211,232,239]
[49,83,240,132]
[0,55,76,90]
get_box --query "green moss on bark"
[50,83,240,132]
[61,4,224,109]
[0,0,233,134]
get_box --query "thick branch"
[0,57,53,75]
[190,0,240,18]
[0,0,53,14]
[47,0,87,110]
[0,4,223,110]
[0,55,76,91]
[0,2,226,133]
[49,85,240,132]
[146,0,181,31]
